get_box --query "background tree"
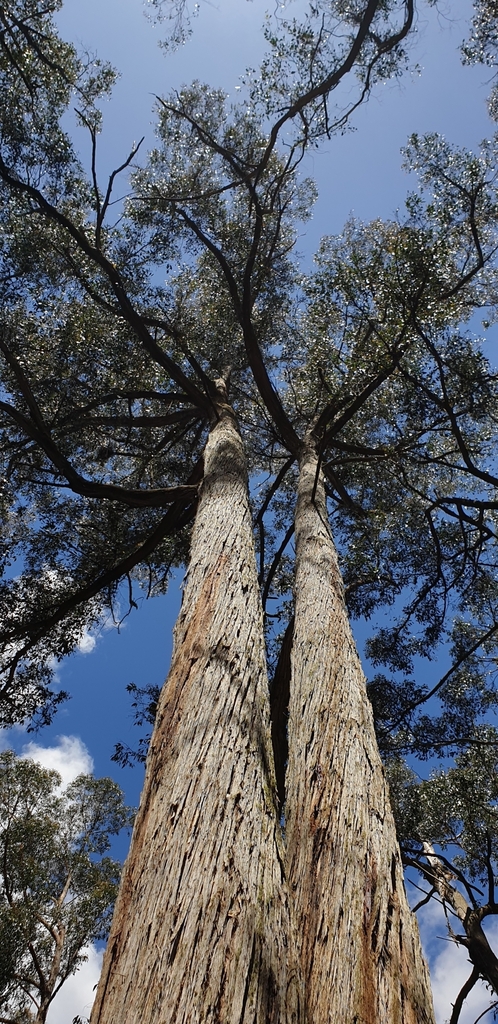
[0,750,132,1024]
[387,742,498,1023]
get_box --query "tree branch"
[0,155,209,411]
[449,966,480,1024]
[0,462,200,687]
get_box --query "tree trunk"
[284,438,436,1024]
[90,402,302,1024]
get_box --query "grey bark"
[90,402,302,1024]
[284,439,436,1024]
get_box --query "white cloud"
[417,899,498,1024]
[430,938,496,1024]
[46,944,103,1024]
[20,735,94,787]
[75,610,123,656]
[77,628,97,654]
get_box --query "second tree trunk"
[285,439,436,1024]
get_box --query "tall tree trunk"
[90,400,302,1024]
[284,438,436,1024]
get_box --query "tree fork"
[90,398,302,1024]
[284,437,436,1024]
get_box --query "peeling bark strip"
[90,405,302,1024]
[285,440,435,1024]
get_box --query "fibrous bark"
[90,400,301,1024]
[285,438,436,1024]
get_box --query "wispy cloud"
[77,628,97,654]
[76,607,123,657]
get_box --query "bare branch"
[449,966,480,1024]
[262,522,294,611]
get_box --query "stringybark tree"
[91,388,302,1023]
[285,439,434,1023]
[2,3,498,1023]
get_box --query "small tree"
[0,751,133,1024]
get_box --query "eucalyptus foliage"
[0,0,424,725]
[1,0,498,755]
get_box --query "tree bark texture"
[90,406,302,1024]
[284,439,436,1024]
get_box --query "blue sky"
[3,0,498,1020]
